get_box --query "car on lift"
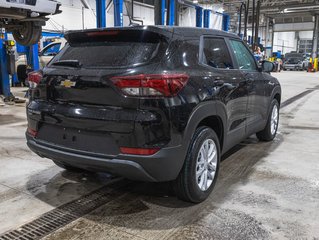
[26,26,281,203]
[16,39,66,85]
[0,0,61,46]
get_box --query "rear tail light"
[120,147,160,155]
[110,74,189,97]
[28,71,43,89]
[27,127,38,137]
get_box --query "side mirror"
[262,60,275,73]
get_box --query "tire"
[53,161,86,172]
[17,65,27,85]
[173,127,220,203]
[256,99,279,141]
[12,22,42,46]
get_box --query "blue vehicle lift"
[154,0,166,25]
[0,34,41,99]
[222,13,230,32]
[167,0,176,26]
[196,7,203,28]
[26,45,40,73]
[96,0,106,28]
[113,0,123,27]
[0,33,22,98]
[0,35,10,97]
[161,0,166,25]
[203,9,211,28]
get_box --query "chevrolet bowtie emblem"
[60,80,76,88]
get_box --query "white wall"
[178,7,196,27]
[46,5,96,31]
[273,32,297,54]
[210,13,223,30]
[299,31,313,39]
[272,31,314,54]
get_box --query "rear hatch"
[28,28,172,150]
[45,28,171,107]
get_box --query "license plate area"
[37,124,119,155]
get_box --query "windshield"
[41,43,61,56]
[50,30,166,68]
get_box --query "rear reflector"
[120,147,160,155]
[27,127,38,137]
[111,74,189,97]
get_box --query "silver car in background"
[283,53,308,71]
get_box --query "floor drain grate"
[0,179,128,240]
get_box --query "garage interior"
[0,0,319,239]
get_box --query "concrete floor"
[0,71,319,240]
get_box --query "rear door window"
[229,40,257,70]
[201,37,234,69]
[51,30,166,68]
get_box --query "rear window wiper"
[51,60,82,68]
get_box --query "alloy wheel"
[195,139,218,191]
[271,105,279,135]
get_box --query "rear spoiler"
[65,26,174,44]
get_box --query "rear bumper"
[26,134,185,182]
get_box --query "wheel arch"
[182,101,227,153]
[197,116,224,151]
[270,85,281,110]
[266,85,281,120]
[274,92,281,106]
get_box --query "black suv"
[26,26,281,203]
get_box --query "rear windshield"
[50,30,167,68]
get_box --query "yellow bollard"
[314,58,318,71]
